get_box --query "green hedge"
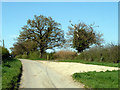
[2,58,22,89]
[75,45,119,63]
[0,46,10,61]
[29,51,40,59]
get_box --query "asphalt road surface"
[19,59,84,88]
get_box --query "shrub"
[29,51,40,59]
[22,53,29,59]
[53,50,77,60]
[15,55,22,59]
[1,46,10,62]
[77,44,119,63]
[48,53,55,60]
[2,47,10,58]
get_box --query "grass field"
[72,70,119,88]
[2,58,22,89]
[58,60,119,67]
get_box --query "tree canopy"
[12,15,65,57]
[66,22,103,53]
[10,40,37,56]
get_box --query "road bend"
[19,59,84,88]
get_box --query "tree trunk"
[40,49,44,58]
[77,48,83,53]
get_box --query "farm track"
[19,59,118,88]
[19,59,84,88]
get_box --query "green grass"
[58,59,119,67]
[16,57,46,61]
[72,70,119,88]
[2,58,22,89]
[0,64,2,90]
[29,58,46,60]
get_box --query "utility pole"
[3,40,5,48]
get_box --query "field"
[72,70,119,88]
[2,58,22,89]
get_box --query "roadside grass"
[25,58,119,67]
[72,70,119,88]
[58,60,119,67]
[29,58,46,60]
[2,58,22,89]
[21,58,46,61]
[0,64,2,90]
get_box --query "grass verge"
[2,58,22,89]
[72,70,119,88]
[17,57,46,61]
[29,58,46,60]
[58,60,119,67]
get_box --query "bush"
[47,53,55,60]
[15,51,48,60]
[2,47,10,58]
[0,46,10,62]
[22,53,29,59]
[53,50,77,60]
[29,51,40,59]
[76,44,119,63]
[15,55,22,58]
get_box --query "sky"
[2,2,118,52]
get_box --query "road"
[19,59,84,88]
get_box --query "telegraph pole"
[3,40,5,48]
